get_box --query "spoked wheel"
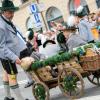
[32,82,50,100]
[58,67,84,99]
[87,70,100,86]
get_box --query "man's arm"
[0,28,18,62]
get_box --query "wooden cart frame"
[26,55,100,100]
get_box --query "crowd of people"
[26,7,100,53]
[0,0,100,100]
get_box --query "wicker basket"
[69,58,84,73]
[36,66,53,81]
[80,54,100,71]
[57,58,84,73]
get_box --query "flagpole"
[35,0,48,31]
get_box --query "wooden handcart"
[29,57,84,100]
[29,57,100,99]
[21,43,100,100]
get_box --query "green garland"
[83,43,94,50]
[34,84,46,100]
[30,42,100,71]
[31,52,73,70]
[63,75,77,92]
[95,41,100,48]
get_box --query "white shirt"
[39,44,60,57]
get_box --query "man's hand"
[16,58,21,65]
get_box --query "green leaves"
[63,75,77,92]
[30,42,100,71]
[31,52,73,70]
[34,84,46,100]
[31,61,44,70]
[95,41,100,48]
[83,43,94,50]
[76,47,86,56]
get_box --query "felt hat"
[0,0,19,12]
[60,16,78,31]
[76,6,87,17]
[27,28,34,40]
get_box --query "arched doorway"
[46,6,64,28]
[26,16,34,30]
[68,0,90,15]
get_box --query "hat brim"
[61,27,78,31]
[0,7,19,12]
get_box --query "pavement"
[0,62,100,100]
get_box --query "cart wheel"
[32,82,50,100]
[87,70,100,86]
[58,67,84,99]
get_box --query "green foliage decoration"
[95,41,100,48]
[31,52,72,70]
[63,75,77,92]
[83,43,94,50]
[31,61,44,70]
[76,47,86,56]
[30,42,100,71]
[34,84,46,100]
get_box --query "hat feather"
[77,6,83,14]
[67,16,76,27]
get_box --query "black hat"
[76,6,87,17]
[60,22,77,31]
[0,0,19,12]
[65,23,77,30]
[57,32,66,43]
[27,28,34,40]
[43,40,56,48]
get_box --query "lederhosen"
[0,16,30,75]
[1,48,30,75]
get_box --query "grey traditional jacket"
[78,18,94,42]
[66,33,87,51]
[0,16,27,62]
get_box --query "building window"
[26,16,34,29]
[20,0,28,4]
[96,0,100,8]
[46,7,64,28]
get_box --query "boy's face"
[75,16,79,25]
[62,30,69,38]
[57,23,65,31]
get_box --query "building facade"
[1,0,99,35]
